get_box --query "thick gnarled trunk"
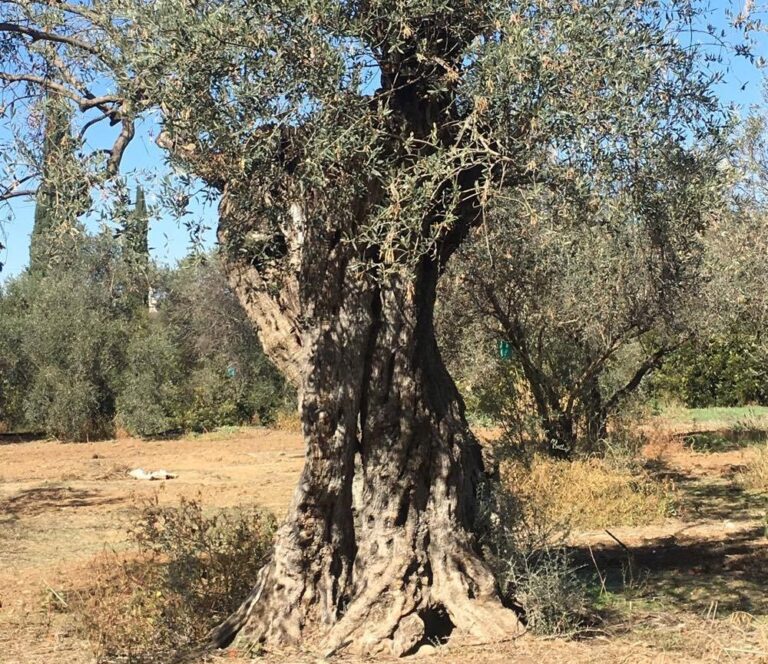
[215,205,523,656]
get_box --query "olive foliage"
[438,101,725,455]
[0,1,734,448]
[118,256,292,437]
[0,0,742,651]
[0,231,137,440]
[649,112,768,408]
[1,0,726,271]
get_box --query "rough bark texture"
[213,201,523,657]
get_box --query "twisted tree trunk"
[213,202,523,656]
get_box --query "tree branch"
[78,110,115,137]
[106,118,135,177]
[602,340,686,415]
[0,21,104,57]
[3,1,105,25]
[478,277,561,419]
[1,72,81,104]
[0,173,37,201]
[0,72,121,112]
[0,188,36,201]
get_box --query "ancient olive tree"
[0,0,726,654]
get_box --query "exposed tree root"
[211,518,525,658]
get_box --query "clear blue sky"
[1,1,765,281]
[1,115,219,280]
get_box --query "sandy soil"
[0,426,766,663]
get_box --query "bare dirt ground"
[1,425,766,663]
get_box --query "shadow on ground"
[573,524,767,615]
[645,456,767,521]
[0,432,48,445]
[572,452,768,618]
[0,485,126,523]
[682,428,767,453]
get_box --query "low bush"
[477,433,673,637]
[76,497,276,663]
[476,481,590,636]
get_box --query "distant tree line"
[0,99,291,442]
[0,226,292,441]
[3,82,767,450]
[0,223,292,441]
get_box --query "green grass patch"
[662,406,768,426]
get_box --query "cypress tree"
[125,186,149,262]
[29,96,68,272]
[123,186,151,306]
[28,95,88,273]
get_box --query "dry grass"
[500,455,675,532]
[642,426,685,459]
[272,408,302,433]
[75,550,176,663]
[72,497,276,663]
[739,443,768,492]
[621,611,768,662]
[2,421,767,664]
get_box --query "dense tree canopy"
[2,0,726,266]
[0,242,290,439]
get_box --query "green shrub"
[25,371,113,441]
[118,256,292,436]
[0,281,31,429]
[2,237,293,440]
[653,335,768,408]
[5,233,135,440]
[116,322,187,436]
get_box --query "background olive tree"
[118,255,292,437]
[438,136,725,457]
[0,246,290,440]
[648,111,768,408]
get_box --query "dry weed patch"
[501,455,675,531]
[73,496,275,663]
[272,408,302,433]
[739,444,768,493]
